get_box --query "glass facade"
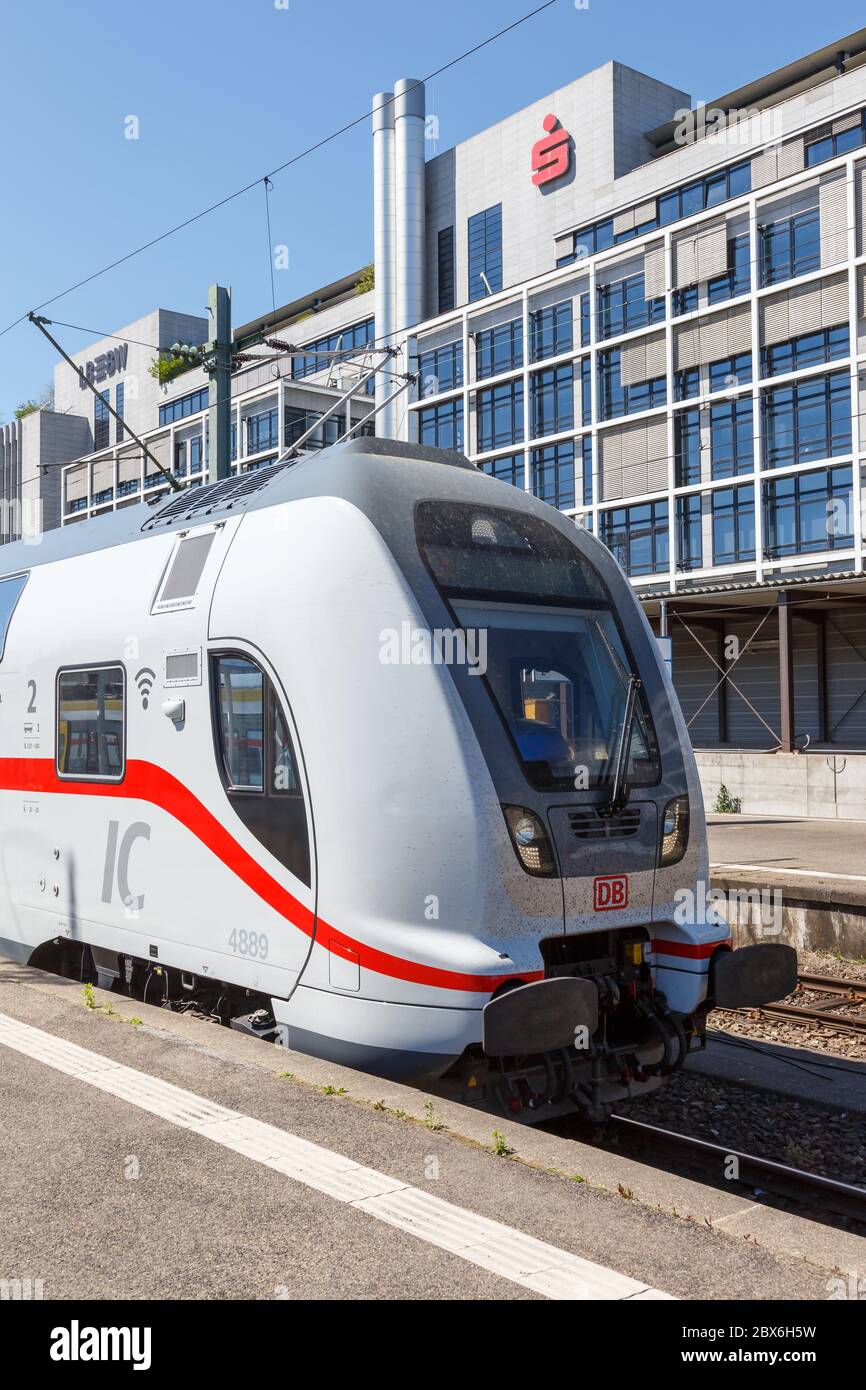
[481,451,523,488]
[598,350,666,420]
[284,406,344,450]
[707,233,751,304]
[710,398,754,479]
[601,501,669,575]
[657,161,751,226]
[477,381,523,451]
[292,318,375,379]
[762,370,851,468]
[675,409,702,485]
[763,465,853,557]
[713,485,756,565]
[530,302,573,362]
[468,204,503,301]
[475,319,522,379]
[805,112,865,166]
[159,386,209,426]
[531,441,575,510]
[246,406,279,455]
[438,226,455,313]
[530,365,574,438]
[677,494,702,570]
[763,325,849,378]
[760,207,820,286]
[419,341,463,396]
[94,391,109,450]
[419,399,463,450]
[597,273,664,339]
[709,353,752,392]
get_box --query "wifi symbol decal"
[135,667,156,710]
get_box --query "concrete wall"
[26,412,91,536]
[714,867,866,959]
[421,51,866,320]
[53,308,208,442]
[696,749,866,820]
[423,61,688,315]
[0,410,90,546]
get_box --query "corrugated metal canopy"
[639,568,866,617]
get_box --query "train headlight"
[503,806,556,877]
[659,795,690,867]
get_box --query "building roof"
[646,27,866,153]
[0,438,471,575]
[233,269,372,351]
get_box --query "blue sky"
[1,0,863,419]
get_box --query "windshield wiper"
[600,674,641,818]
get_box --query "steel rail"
[609,1114,866,1224]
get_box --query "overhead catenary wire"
[36,307,866,538]
[31,182,866,492]
[311,166,866,367]
[0,1,557,342]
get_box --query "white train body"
[0,439,793,1117]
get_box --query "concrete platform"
[0,958,863,1299]
[688,1028,866,1115]
[708,813,866,885]
[708,813,866,954]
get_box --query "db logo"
[593,874,629,911]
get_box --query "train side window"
[215,657,264,790]
[211,654,310,885]
[57,665,126,781]
[0,573,27,661]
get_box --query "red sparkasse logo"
[593,874,629,911]
[531,113,571,187]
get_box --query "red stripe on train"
[0,758,528,994]
[650,938,730,960]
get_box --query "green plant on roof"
[354,263,375,295]
[148,353,193,386]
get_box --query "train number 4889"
[228,929,269,960]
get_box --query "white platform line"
[711,861,866,883]
[0,1010,672,1301]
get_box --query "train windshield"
[416,499,659,791]
[452,600,657,789]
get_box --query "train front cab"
[409,495,796,1119]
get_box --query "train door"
[210,651,314,956]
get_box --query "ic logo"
[593,874,628,911]
[531,113,571,187]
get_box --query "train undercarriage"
[27,925,794,1125]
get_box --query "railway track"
[725,971,866,1037]
[608,1114,866,1224]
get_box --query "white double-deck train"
[0,437,794,1118]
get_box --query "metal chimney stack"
[394,78,426,439]
[372,90,396,438]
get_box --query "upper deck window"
[0,574,27,661]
